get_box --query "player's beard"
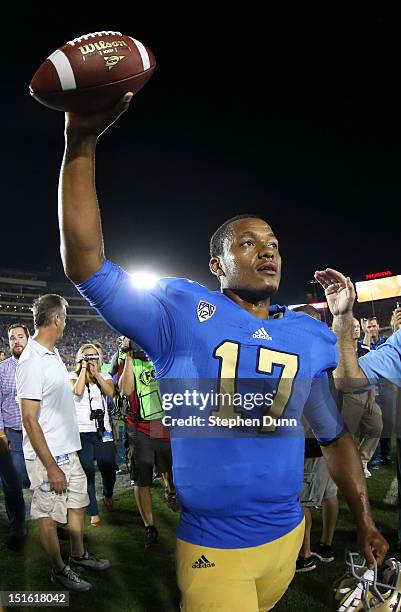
[222,263,281,303]
[11,346,24,359]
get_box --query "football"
[30,31,156,113]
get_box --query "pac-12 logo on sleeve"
[197,301,216,322]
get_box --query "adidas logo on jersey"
[197,301,216,322]
[252,327,272,340]
[192,555,216,569]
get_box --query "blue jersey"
[360,330,401,387]
[370,336,387,350]
[77,260,344,548]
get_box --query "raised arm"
[314,268,368,389]
[70,360,87,396]
[119,353,136,396]
[58,93,133,284]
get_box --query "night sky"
[4,11,400,304]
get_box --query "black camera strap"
[86,381,107,411]
[86,382,106,433]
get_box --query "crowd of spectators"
[0,317,117,368]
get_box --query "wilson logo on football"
[197,301,216,323]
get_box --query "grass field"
[0,463,398,611]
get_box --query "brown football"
[30,31,156,113]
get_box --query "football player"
[57,94,388,611]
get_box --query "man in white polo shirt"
[16,294,110,592]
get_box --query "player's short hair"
[8,323,30,339]
[32,294,69,329]
[209,214,267,258]
[292,304,322,321]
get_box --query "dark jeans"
[0,428,29,537]
[78,432,116,516]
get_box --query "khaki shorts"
[301,457,337,507]
[25,452,89,524]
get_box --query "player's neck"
[224,289,270,320]
[32,330,56,352]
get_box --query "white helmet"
[334,552,401,611]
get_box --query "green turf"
[0,466,398,611]
[0,481,180,611]
[276,461,398,612]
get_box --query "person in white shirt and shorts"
[16,294,110,592]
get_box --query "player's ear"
[209,257,225,279]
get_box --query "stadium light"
[130,271,159,289]
[288,302,328,310]
[309,301,328,310]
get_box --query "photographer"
[117,337,178,548]
[70,344,116,527]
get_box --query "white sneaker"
[51,565,92,592]
[364,467,372,478]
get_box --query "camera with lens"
[120,342,133,354]
[118,336,133,354]
[79,354,99,365]
[90,408,105,434]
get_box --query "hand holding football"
[30,31,156,113]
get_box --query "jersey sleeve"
[16,355,43,401]
[302,327,344,444]
[290,311,338,376]
[312,326,338,376]
[302,373,346,445]
[359,331,401,387]
[76,260,175,375]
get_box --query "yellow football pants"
[176,518,305,612]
